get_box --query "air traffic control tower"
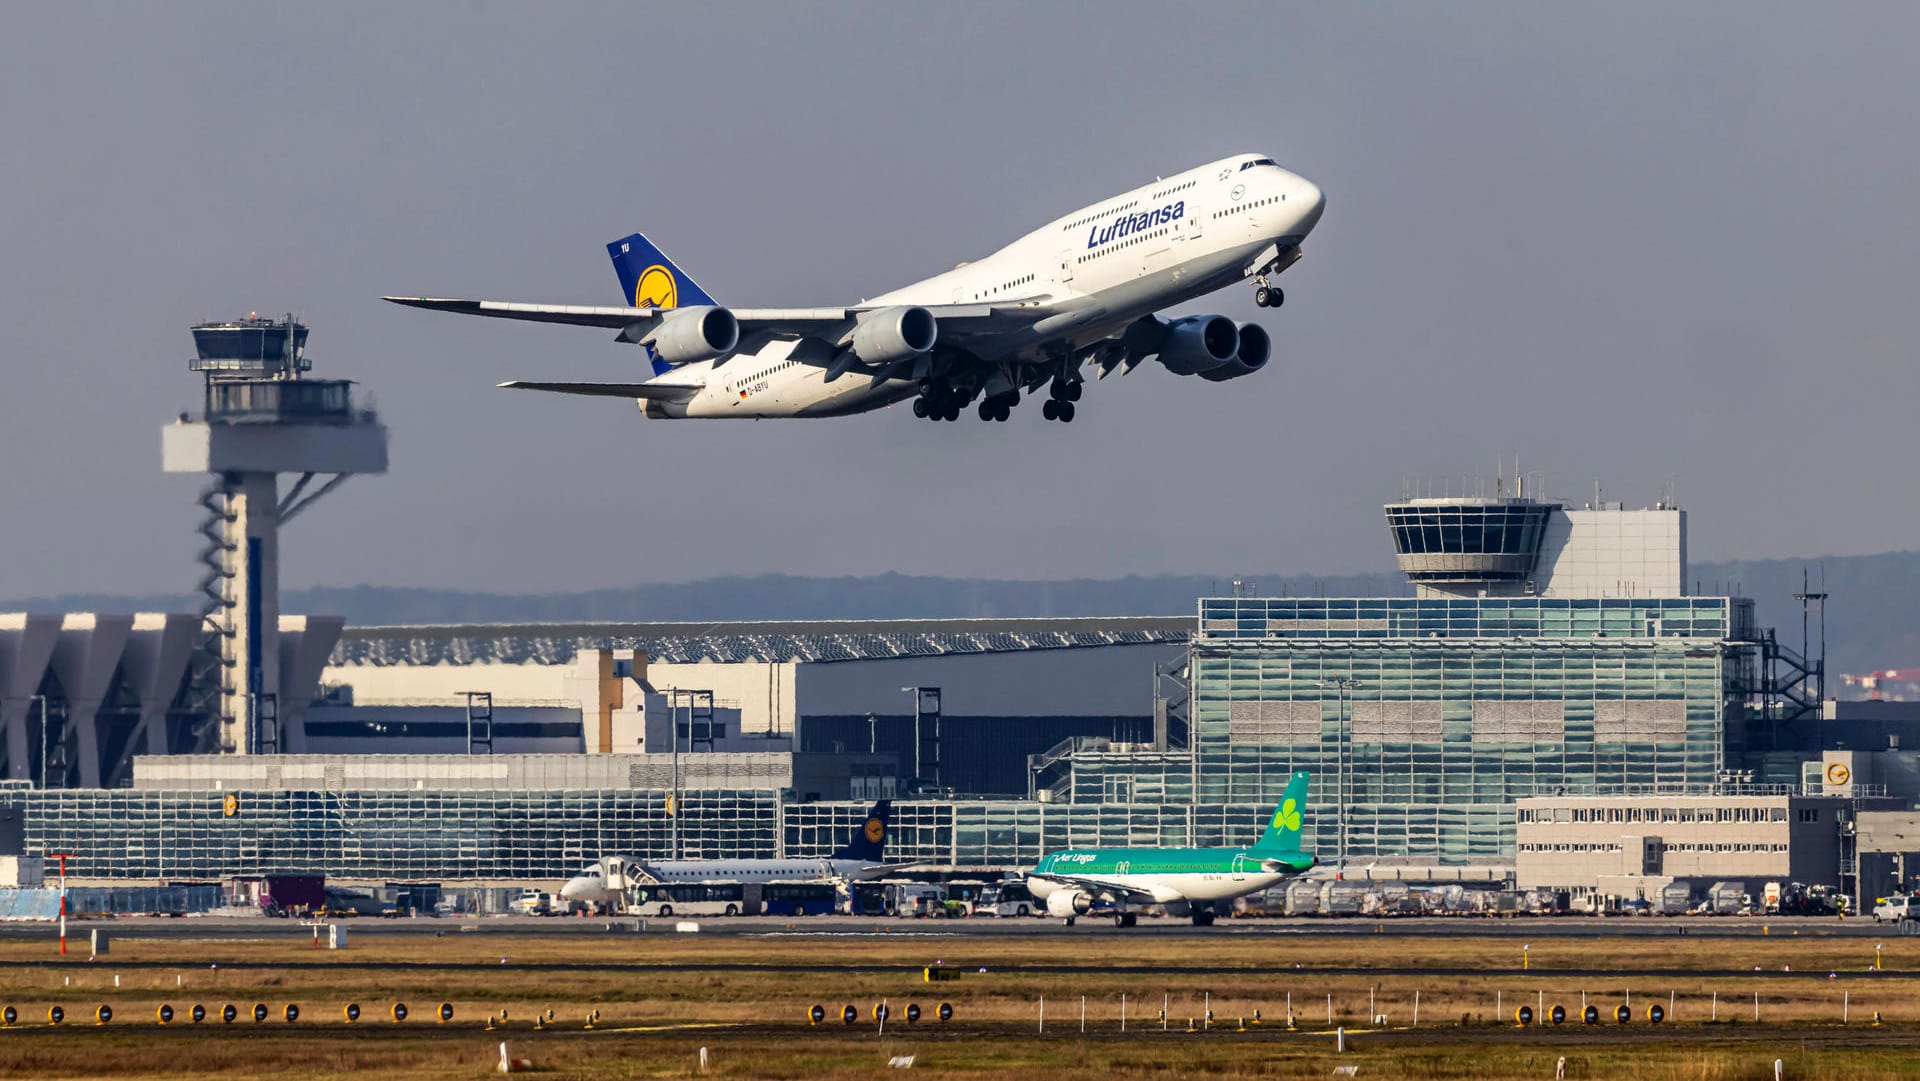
[163,315,387,755]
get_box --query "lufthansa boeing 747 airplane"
[387,153,1323,423]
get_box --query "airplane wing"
[390,291,1113,389]
[498,380,701,401]
[384,296,1058,336]
[1027,871,1185,907]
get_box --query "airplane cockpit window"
[1241,158,1279,170]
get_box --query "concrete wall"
[1514,794,1891,894]
[1534,508,1685,599]
[129,752,798,792]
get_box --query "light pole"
[1319,678,1362,873]
[31,694,50,790]
[902,687,941,791]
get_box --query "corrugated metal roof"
[333,616,1192,666]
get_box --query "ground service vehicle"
[508,890,552,916]
[1872,895,1919,922]
[624,881,840,917]
[977,881,1037,917]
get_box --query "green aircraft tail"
[1253,771,1310,852]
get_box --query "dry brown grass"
[0,930,1916,1079]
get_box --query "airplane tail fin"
[1253,772,1310,852]
[831,800,892,862]
[607,232,720,310]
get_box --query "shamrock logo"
[1274,798,1301,832]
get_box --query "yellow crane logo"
[634,265,677,309]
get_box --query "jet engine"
[850,305,938,366]
[1046,889,1093,919]
[1155,314,1240,376]
[1197,322,1270,382]
[643,305,739,364]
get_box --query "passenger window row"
[1073,227,1170,264]
[1061,199,1143,232]
[1213,195,1285,220]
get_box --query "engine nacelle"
[1047,889,1093,919]
[644,305,739,365]
[1197,322,1271,382]
[1156,314,1239,376]
[850,305,938,366]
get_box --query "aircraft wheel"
[912,398,928,418]
[1191,909,1213,926]
[978,401,995,421]
[1254,286,1272,307]
[1042,399,1060,421]
[1267,287,1284,308]
[1057,402,1075,423]
[1065,380,1082,402]
[1064,917,1076,927]
[995,404,1011,421]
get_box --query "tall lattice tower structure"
[163,315,387,754]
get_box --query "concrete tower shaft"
[162,315,386,755]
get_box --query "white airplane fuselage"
[646,154,1324,419]
[559,857,882,907]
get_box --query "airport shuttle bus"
[623,881,841,918]
[976,880,1038,917]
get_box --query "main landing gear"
[976,393,1017,422]
[913,384,965,422]
[1112,912,1137,928]
[1253,280,1285,308]
[1040,377,1080,423]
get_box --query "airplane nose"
[1295,178,1325,233]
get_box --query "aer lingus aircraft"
[386,153,1324,423]
[1026,771,1314,927]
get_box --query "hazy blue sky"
[2,3,1916,597]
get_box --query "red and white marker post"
[49,853,74,956]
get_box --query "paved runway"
[2,912,1909,943]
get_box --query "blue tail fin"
[607,232,719,311]
[831,800,892,862]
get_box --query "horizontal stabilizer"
[498,380,700,401]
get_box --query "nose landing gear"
[1253,282,1284,308]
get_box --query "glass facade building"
[1167,595,1759,865]
[3,787,1217,879]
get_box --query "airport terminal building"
[2,483,1909,897]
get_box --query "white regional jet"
[387,153,1324,423]
[557,800,895,910]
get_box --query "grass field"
[1,928,1917,1079]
